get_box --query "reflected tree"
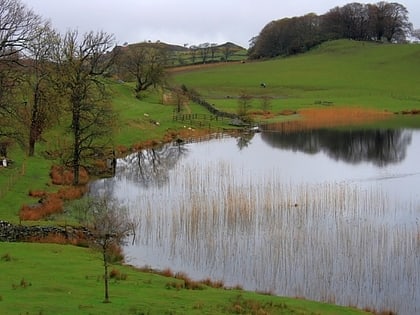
[236,132,255,150]
[261,128,412,166]
[116,142,188,187]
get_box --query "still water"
[90,128,420,314]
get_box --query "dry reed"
[124,158,419,315]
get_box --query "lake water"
[90,128,420,315]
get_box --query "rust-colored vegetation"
[109,268,128,280]
[19,166,88,221]
[363,307,397,315]
[19,193,63,221]
[268,107,391,132]
[50,165,89,185]
[26,233,77,245]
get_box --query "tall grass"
[121,159,419,315]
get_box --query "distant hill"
[121,41,245,52]
[115,41,247,67]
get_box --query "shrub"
[174,272,204,290]
[105,244,124,264]
[19,193,63,221]
[50,165,89,185]
[57,186,87,201]
[109,268,127,280]
[12,278,31,289]
[1,253,12,261]
[165,281,183,290]
[28,190,47,198]
[159,268,174,278]
[26,233,86,246]
[20,186,86,221]
[199,277,225,289]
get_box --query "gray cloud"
[22,0,420,47]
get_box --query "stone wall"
[0,220,92,243]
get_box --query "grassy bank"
[0,242,369,315]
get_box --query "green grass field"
[1,39,420,314]
[170,40,420,116]
[0,242,369,315]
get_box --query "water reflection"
[116,143,188,187]
[90,129,420,315]
[261,129,412,166]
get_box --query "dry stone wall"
[0,220,92,242]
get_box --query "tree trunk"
[103,244,110,303]
[28,127,36,157]
[72,99,81,185]
[28,83,40,157]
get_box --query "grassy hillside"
[0,242,370,315]
[170,40,420,117]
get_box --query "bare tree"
[0,0,42,61]
[237,93,253,123]
[189,45,198,63]
[172,86,189,113]
[260,96,272,114]
[209,43,218,61]
[0,0,43,152]
[198,42,210,63]
[382,2,412,42]
[412,29,420,41]
[54,30,117,185]
[117,44,167,97]
[0,60,23,148]
[87,197,136,303]
[22,22,61,156]
[222,43,232,62]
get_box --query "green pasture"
[0,242,369,315]
[170,40,420,116]
[109,81,230,147]
[0,150,53,223]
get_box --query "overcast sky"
[22,0,420,48]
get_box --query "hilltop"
[115,41,247,68]
[122,41,245,52]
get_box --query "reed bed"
[117,157,419,315]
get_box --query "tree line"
[249,1,413,59]
[0,0,171,185]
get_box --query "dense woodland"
[249,1,414,58]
